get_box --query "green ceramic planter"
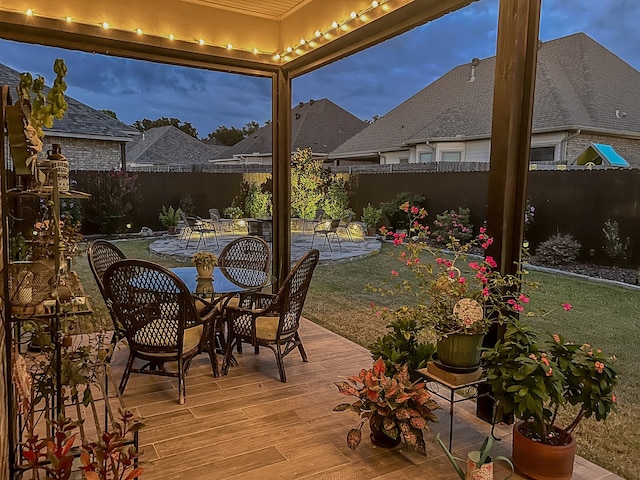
[436,333,484,369]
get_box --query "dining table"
[171,265,276,372]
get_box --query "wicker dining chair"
[87,240,127,348]
[223,249,320,382]
[219,236,271,272]
[103,259,221,404]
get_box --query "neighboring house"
[214,98,367,165]
[0,63,139,171]
[126,125,227,171]
[330,33,640,168]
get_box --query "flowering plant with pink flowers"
[376,203,530,339]
[482,320,618,446]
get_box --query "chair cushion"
[217,296,240,312]
[255,316,279,341]
[134,322,204,357]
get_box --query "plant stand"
[418,363,497,451]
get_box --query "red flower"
[562,303,572,311]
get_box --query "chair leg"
[119,352,136,395]
[254,345,260,354]
[295,333,308,362]
[333,232,342,250]
[177,357,186,404]
[274,345,287,383]
[310,233,315,248]
[324,234,333,252]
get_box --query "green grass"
[76,240,639,479]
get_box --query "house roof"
[217,98,367,159]
[0,63,139,141]
[331,33,640,157]
[126,125,227,165]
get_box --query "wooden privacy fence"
[71,168,640,264]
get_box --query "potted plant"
[191,251,218,279]
[334,357,440,456]
[482,321,618,480]
[374,202,526,372]
[361,203,382,236]
[158,205,181,234]
[224,206,243,220]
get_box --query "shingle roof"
[331,33,640,157]
[217,98,367,159]
[0,63,139,140]
[126,125,227,165]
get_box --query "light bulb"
[300,38,306,45]
[226,43,233,49]
[315,30,321,37]
[26,9,33,16]
[198,38,205,45]
[253,48,259,54]
[168,34,175,40]
[372,1,379,7]
[65,16,72,23]
[136,28,143,35]
[332,21,339,28]
[273,53,281,60]
[350,11,357,19]
[102,22,109,29]
[286,46,292,53]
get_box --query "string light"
[15,0,401,64]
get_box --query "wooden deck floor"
[108,319,621,480]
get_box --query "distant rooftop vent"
[468,58,480,83]
[309,99,315,105]
[295,113,301,120]
[298,101,304,107]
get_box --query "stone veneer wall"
[42,136,123,171]
[566,133,640,166]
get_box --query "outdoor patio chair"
[181,211,218,249]
[209,208,235,234]
[223,249,319,382]
[103,259,222,404]
[337,213,355,242]
[303,208,325,234]
[87,240,127,350]
[311,218,342,251]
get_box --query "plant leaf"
[346,428,362,450]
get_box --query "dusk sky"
[1,0,638,138]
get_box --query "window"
[441,151,462,162]
[399,157,409,164]
[530,146,555,163]
[419,152,433,163]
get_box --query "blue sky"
[0,0,638,138]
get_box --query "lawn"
[75,239,639,480]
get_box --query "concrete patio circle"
[149,231,381,264]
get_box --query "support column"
[477,0,541,423]
[271,69,292,286]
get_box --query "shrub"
[291,148,328,219]
[380,192,426,230]
[245,181,272,218]
[85,170,141,234]
[322,177,350,219]
[361,203,382,228]
[535,233,581,265]
[179,195,195,215]
[602,219,630,261]
[430,207,473,246]
[368,318,435,382]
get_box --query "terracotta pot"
[369,416,401,449]
[436,333,484,369]
[195,263,213,279]
[512,421,576,480]
[167,225,176,234]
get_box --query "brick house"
[0,63,138,171]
